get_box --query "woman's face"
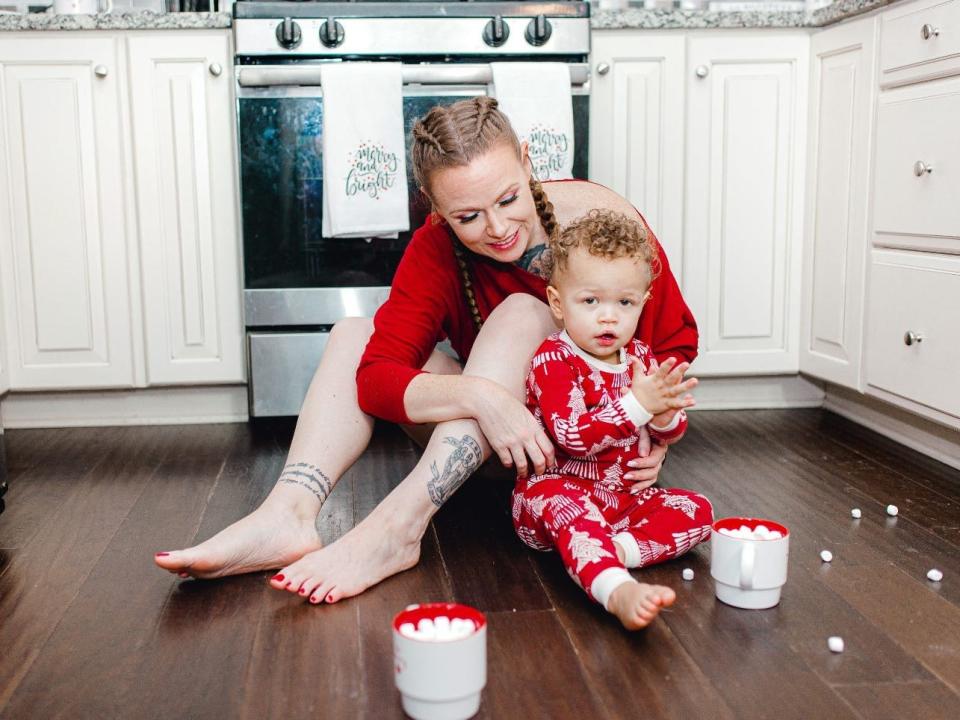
[426,141,544,263]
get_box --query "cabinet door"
[127,33,244,385]
[589,33,686,278]
[684,33,809,375]
[0,36,135,390]
[800,17,878,390]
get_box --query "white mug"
[710,517,790,609]
[393,603,487,720]
[54,0,113,14]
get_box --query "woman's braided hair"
[411,97,559,332]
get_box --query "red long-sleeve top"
[356,192,699,425]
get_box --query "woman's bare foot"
[607,581,677,630]
[270,503,425,604]
[154,496,323,579]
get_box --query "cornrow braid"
[450,235,484,333]
[529,177,559,241]
[412,124,445,156]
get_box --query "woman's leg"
[155,317,381,578]
[273,294,559,604]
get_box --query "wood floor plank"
[0,425,181,713]
[479,610,606,719]
[531,548,738,720]
[835,681,960,720]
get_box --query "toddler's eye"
[620,299,634,307]
[583,297,597,305]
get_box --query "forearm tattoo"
[514,243,552,279]
[278,462,333,505]
[427,435,482,508]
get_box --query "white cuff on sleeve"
[649,409,684,433]
[616,392,654,429]
[591,567,637,611]
[611,532,643,568]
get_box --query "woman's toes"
[269,572,287,588]
[310,580,333,605]
[325,587,342,604]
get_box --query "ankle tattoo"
[427,435,482,507]
[278,462,333,505]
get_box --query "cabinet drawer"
[866,251,960,419]
[881,0,960,87]
[873,83,960,245]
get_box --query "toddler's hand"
[627,356,698,417]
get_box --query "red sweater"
[356,196,699,425]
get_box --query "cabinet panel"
[684,34,809,375]
[0,37,134,389]
[127,33,244,385]
[800,16,877,390]
[880,0,960,87]
[589,33,685,279]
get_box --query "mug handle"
[740,542,755,590]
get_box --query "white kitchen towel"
[490,62,575,181]
[320,62,409,238]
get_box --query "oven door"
[236,63,590,415]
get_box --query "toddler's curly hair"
[549,209,660,284]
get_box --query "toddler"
[514,209,714,630]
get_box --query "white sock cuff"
[612,532,642,568]
[591,567,637,611]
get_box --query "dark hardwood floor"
[1,409,958,719]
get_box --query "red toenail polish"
[326,594,333,603]
[300,588,307,595]
[272,573,285,582]
[155,552,170,557]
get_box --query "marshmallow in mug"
[399,616,478,641]
[717,524,784,541]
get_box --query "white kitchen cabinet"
[0,36,136,390]
[799,16,878,391]
[127,33,244,385]
[589,32,686,277]
[683,33,809,375]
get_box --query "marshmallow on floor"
[886,504,899,517]
[927,569,944,583]
[828,636,844,653]
[850,508,862,519]
[682,568,695,581]
[820,550,833,563]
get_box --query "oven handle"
[237,63,590,88]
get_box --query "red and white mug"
[710,517,790,609]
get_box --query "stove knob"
[525,14,553,46]
[275,17,302,50]
[320,17,345,48]
[483,15,510,47]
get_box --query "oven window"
[237,94,589,290]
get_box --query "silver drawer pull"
[596,62,610,76]
[921,23,940,40]
[94,65,108,78]
[913,160,933,176]
[209,62,223,77]
[904,331,924,346]
[695,65,709,79]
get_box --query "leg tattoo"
[278,462,333,505]
[427,435,482,507]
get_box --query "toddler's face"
[546,246,650,364]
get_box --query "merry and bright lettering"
[344,142,400,199]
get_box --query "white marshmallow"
[886,504,899,517]
[828,636,844,653]
[434,615,451,634]
[820,550,833,563]
[755,524,770,536]
[927,569,944,583]
[851,508,862,519]
[682,568,695,581]
[769,531,783,539]
[399,622,417,638]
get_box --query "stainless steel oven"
[234,1,592,416]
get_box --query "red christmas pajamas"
[514,331,714,609]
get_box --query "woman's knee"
[484,293,555,334]
[328,316,375,353]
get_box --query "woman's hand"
[625,441,668,493]
[469,379,556,478]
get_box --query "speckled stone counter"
[0,10,231,31]
[592,0,901,29]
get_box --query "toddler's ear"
[545,285,564,322]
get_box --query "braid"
[451,237,483,333]
[412,124,445,157]
[474,97,494,143]
[529,177,559,240]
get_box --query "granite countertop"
[0,9,231,31]
[0,0,902,32]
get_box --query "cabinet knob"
[921,23,940,40]
[913,160,933,176]
[94,65,108,78]
[903,330,924,346]
[209,62,223,77]
[596,62,610,76]
[695,65,710,78]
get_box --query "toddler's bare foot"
[607,581,676,630]
[154,495,323,579]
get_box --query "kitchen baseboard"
[823,384,960,472]
[688,374,826,410]
[0,386,249,429]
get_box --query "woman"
[155,98,697,605]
